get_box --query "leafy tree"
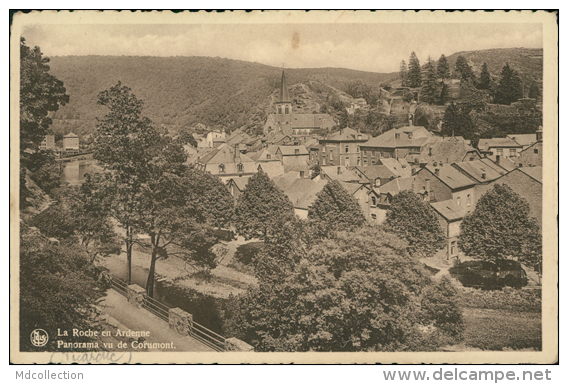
[31,204,76,240]
[437,54,450,81]
[458,184,542,268]
[477,62,491,90]
[399,60,408,86]
[177,130,198,147]
[407,52,422,88]
[20,224,104,351]
[309,164,321,179]
[420,56,440,105]
[25,150,61,196]
[93,81,162,284]
[441,102,476,139]
[494,63,523,105]
[234,170,296,240]
[454,55,475,82]
[225,228,462,351]
[185,167,234,228]
[528,82,540,101]
[308,180,366,232]
[20,38,69,205]
[420,276,464,337]
[20,37,69,154]
[383,190,445,257]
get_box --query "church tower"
[275,70,292,115]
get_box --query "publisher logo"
[30,329,48,347]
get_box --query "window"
[363,150,367,156]
[375,179,381,188]
[371,151,375,158]
[467,194,472,207]
[357,146,360,153]
[509,148,517,157]
[219,164,225,174]
[363,159,368,166]
[409,147,420,154]
[357,158,360,165]
[278,106,282,114]
[451,241,457,255]
[300,171,305,178]
[534,148,539,154]
[237,163,244,173]
[371,196,376,206]
[496,148,503,156]
[266,153,271,160]
[383,152,390,159]
[345,145,349,153]
[295,148,299,155]
[285,106,289,114]
[456,196,461,206]
[322,146,326,153]
[345,156,349,165]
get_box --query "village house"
[256,162,286,180]
[226,177,249,200]
[359,126,432,164]
[515,127,543,167]
[375,177,415,224]
[279,178,328,219]
[351,165,397,188]
[318,127,369,167]
[40,135,55,151]
[263,130,292,146]
[338,181,382,225]
[477,137,523,161]
[412,164,477,214]
[430,200,468,260]
[507,133,538,151]
[205,129,227,148]
[63,132,80,154]
[406,136,481,167]
[275,145,310,175]
[489,166,543,228]
[378,158,413,179]
[451,158,508,200]
[263,70,336,138]
[195,143,257,183]
[318,165,360,183]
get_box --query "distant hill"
[46,55,396,137]
[444,48,543,86]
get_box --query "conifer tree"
[477,62,491,90]
[421,56,440,105]
[528,82,540,101]
[437,54,450,81]
[407,52,422,88]
[455,55,475,81]
[494,63,523,105]
[399,60,408,86]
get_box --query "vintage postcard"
[10,10,558,364]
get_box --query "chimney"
[337,166,342,175]
[481,172,486,180]
[495,155,501,165]
[434,168,440,176]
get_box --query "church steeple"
[275,70,292,115]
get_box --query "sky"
[22,23,543,73]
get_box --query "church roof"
[276,70,291,103]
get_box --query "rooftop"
[281,178,328,210]
[430,199,467,222]
[362,126,432,149]
[277,145,309,156]
[324,127,369,142]
[378,177,414,196]
[506,133,537,147]
[424,164,477,190]
[517,166,543,183]
[478,137,523,151]
[198,144,255,165]
[354,165,397,181]
[452,160,504,183]
[320,165,360,183]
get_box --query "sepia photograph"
[9,10,558,364]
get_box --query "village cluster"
[185,71,542,260]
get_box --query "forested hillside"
[47,55,396,137]
[442,48,542,86]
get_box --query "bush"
[234,242,264,265]
[421,277,464,338]
[458,286,541,312]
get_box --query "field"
[456,286,542,351]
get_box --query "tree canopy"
[420,56,440,105]
[399,60,408,86]
[441,102,477,140]
[477,62,491,90]
[494,63,523,105]
[307,180,366,233]
[225,227,462,352]
[454,55,475,82]
[20,224,104,351]
[383,190,446,257]
[234,170,296,240]
[458,184,542,268]
[436,54,450,81]
[407,52,422,88]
